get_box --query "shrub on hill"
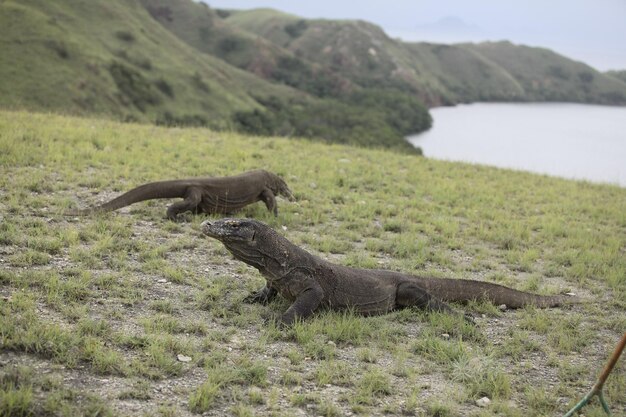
[109,62,161,112]
[233,89,429,153]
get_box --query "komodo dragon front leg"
[280,287,324,326]
[274,270,325,326]
[165,187,202,220]
[260,189,279,217]
[244,285,278,304]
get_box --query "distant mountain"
[224,8,626,106]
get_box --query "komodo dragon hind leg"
[396,282,457,315]
[260,189,278,217]
[166,188,202,221]
[244,285,278,305]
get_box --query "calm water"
[407,103,626,186]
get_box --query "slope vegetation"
[607,69,626,84]
[465,42,626,104]
[0,0,430,153]
[2,0,625,153]
[0,0,297,128]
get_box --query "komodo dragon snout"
[201,218,257,243]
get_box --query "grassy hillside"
[1,111,625,416]
[225,8,452,105]
[0,0,301,128]
[404,43,525,102]
[465,42,626,104]
[0,0,429,153]
[226,8,626,106]
[2,1,624,154]
[138,1,299,80]
[134,0,431,151]
[607,69,626,84]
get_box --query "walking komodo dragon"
[202,218,578,325]
[66,169,294,220]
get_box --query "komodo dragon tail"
[413,277,578,308]
[64,180,188,216]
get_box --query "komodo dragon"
[202,218,578,325]
[66,169,294,220]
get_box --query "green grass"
[0,110,625,416]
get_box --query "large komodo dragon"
[202,218,578,325]
[66,169,294,220]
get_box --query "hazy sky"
[204,0,626,71]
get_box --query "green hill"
[0,0,429,153]
[134,0,432,151]
[464,41,626,104]
[402,42,525,104]
[137,0,353,97]
[2,0,626,153]
[607,69,626,84]
[0,0,301,128]
[226,8,626,106]
[1,110,624,416]
[137,1,303,82]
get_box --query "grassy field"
[1,110,625,417]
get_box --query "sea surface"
[407,103,626,186]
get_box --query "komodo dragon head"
[266,171,295,201]
[201,218,291,273]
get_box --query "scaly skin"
[201,218,578,325]
[65,170,294,220]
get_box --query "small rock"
[475,397,491,407]
[282,225,288,231]
[338,158,351,163]
[204,268,209,272]
[441,333,450,340]
[498,304,507,311]
[157,279,167,283]
[309,182,317,189]
[565,292,577,296]
[177,354,192,363]
[327,341,336,347]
